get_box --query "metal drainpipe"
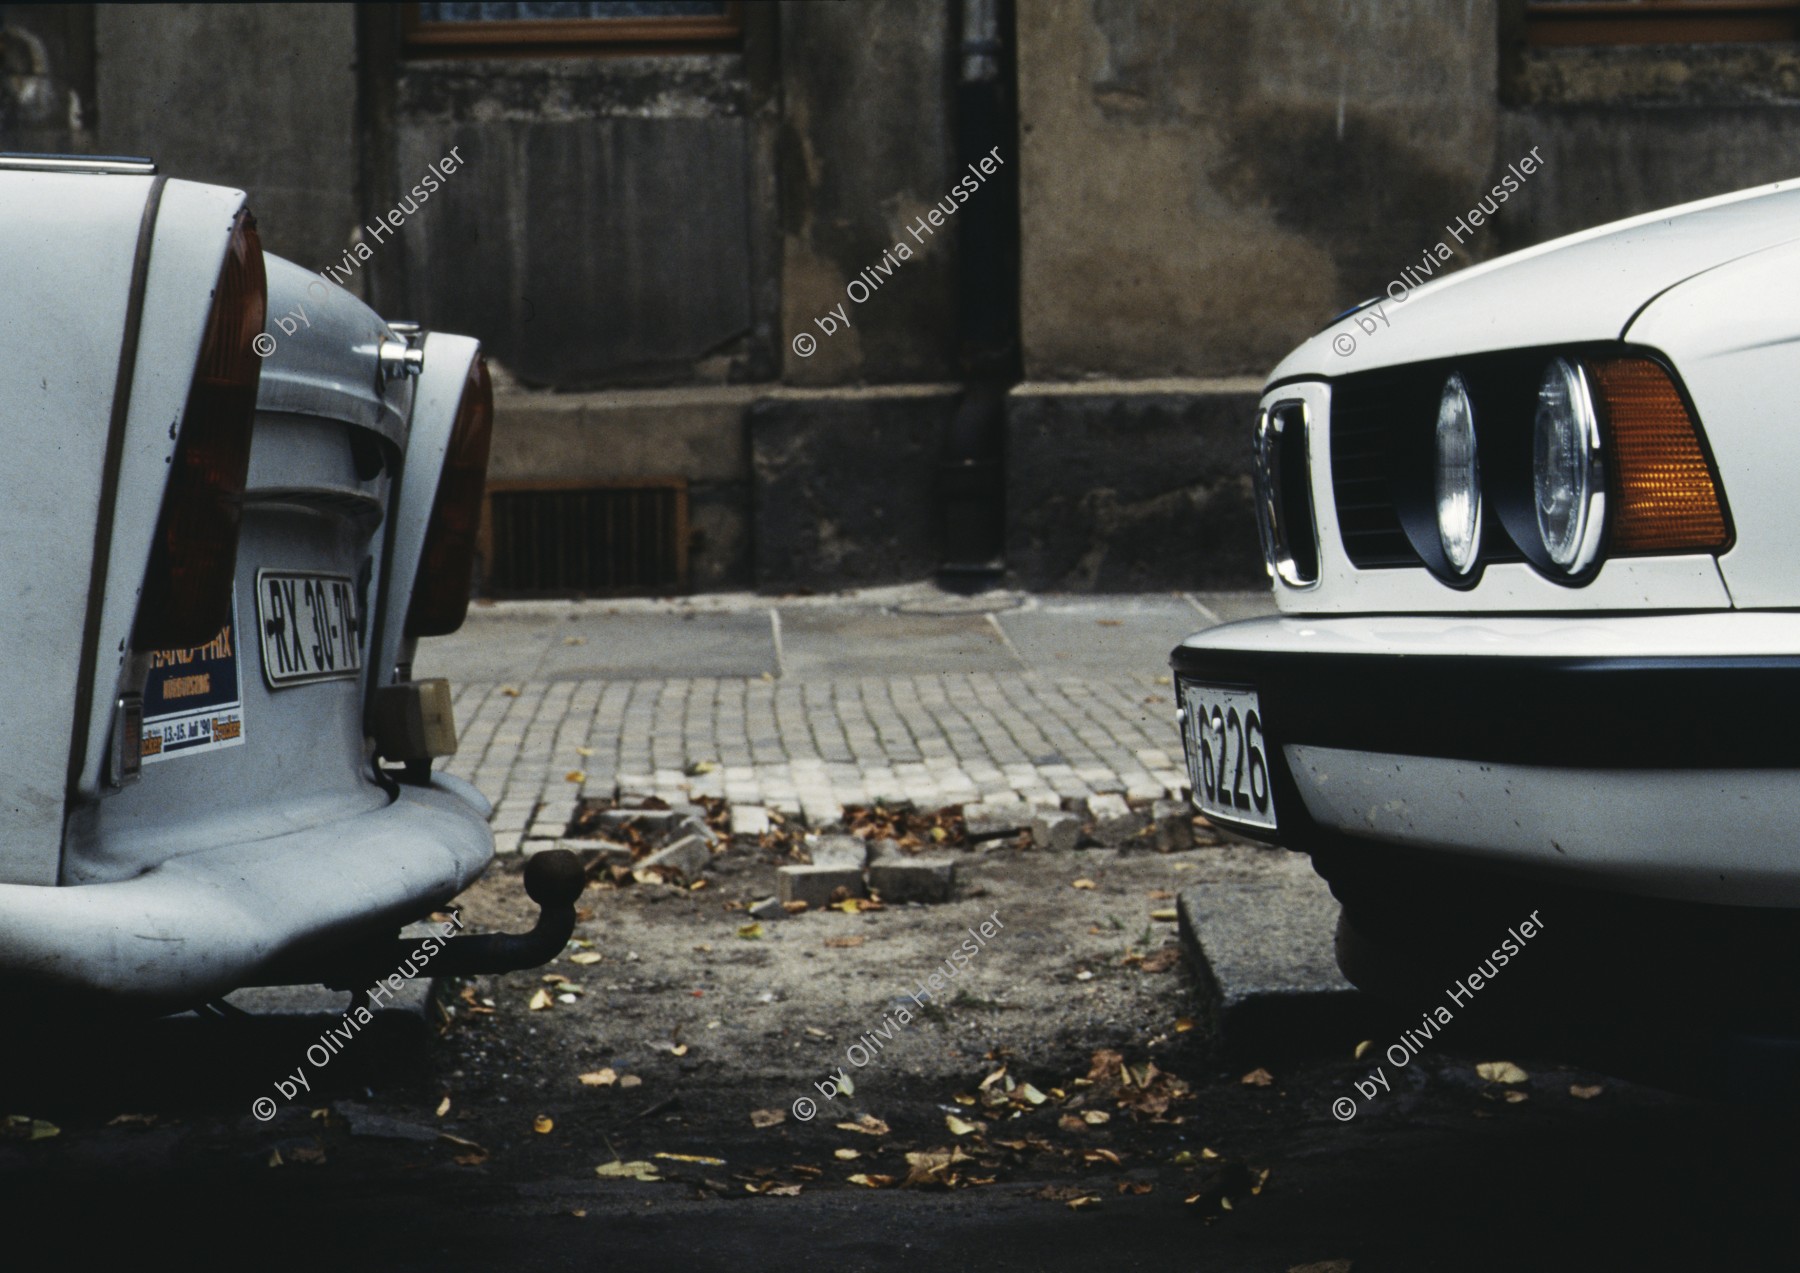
[937,0,1020,592]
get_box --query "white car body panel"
[0,170,163,884]
[1625,237,1800,608]
[1178,176,1800,917]
[0,161,500,1007]
[1277,177,1800,384]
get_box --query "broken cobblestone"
[639,834,711,880]
[777,863,866,907]
[1030,808,1083,853]
[868,856,957,904]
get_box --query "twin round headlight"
[1531,356,1605,573]
[1430,358,1606,579]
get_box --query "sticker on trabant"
[141,602,246,764]
[256,569,363,688]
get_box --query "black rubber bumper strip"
[1169,644,1800,770]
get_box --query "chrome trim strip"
[0,154,157,175]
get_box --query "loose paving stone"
[729,805,772,838]
[1085,792,1148,846]
[1030,808,1082,852]
[777,863,866,907]
[639,834,711,880]
[963,799,1030,841]
[537,838,633,865]
[1152,799,1194,851]
[868,855,957,904]
[807,835,868,870]
[866,837,902,862]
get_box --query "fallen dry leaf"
[435,1095,452,1118]
[737,922,765,940]
[1475,1061,1530,1085]
[595,1160,660,1181]
[1118,1181,1153,1196]
[1082,1110,1111,1126]
[836,1114,891,1136]
[834,1148,860,1160]
[846,1173,895,1188]
[824,936,865,949]
[1072,878,1097,890]
[565,770,586,784]
[1,1116,60,1142]
[533,1115,554,1134]
[1240,1067,1275,1087]
[653,1152,725,1165]
[1174,1018,1197,1034]
[527,988,553,1011]
[750,1108,786,1129]
[945,1114,978,1136]
[1067,1194,1102,1211]
[1138,947,1181,973]
[569,951,603,966]
[618,1075,643,1089]
[578,1068,618,1088]
[1569,1083,1605,1100]
[1353,1039,1375,1060]
[1149,908,1178,922]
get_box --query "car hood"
[1271,177,1800,383]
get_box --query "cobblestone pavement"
[419,587,1277,852]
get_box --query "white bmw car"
[1173,178,1800,1081]
[0,155,578,1015]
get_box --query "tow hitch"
[267,849,587,991]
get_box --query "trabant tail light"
[133,210,266,651]
[406,356,493,638]
[1587,357,1729,556]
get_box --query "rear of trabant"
[1171,178,1800,1077]
[0,156,570,1015]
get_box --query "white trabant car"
[0,156,577,1015]
[1173,178,1800,1078]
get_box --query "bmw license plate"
[1180,682,1276,831]
[256,570,362,688]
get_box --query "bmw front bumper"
[1172,611,1800,907]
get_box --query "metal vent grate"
[483,481,687,596]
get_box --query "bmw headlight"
[1533,356,1605,573]
[1434,372,1481,575]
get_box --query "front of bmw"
[1172,177,1800,1087]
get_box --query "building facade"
[4,0,1799,594]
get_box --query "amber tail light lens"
[406,357,493,638]
[1589,356,1729,556]
[133,210,267,651]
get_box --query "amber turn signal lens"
[406,356,493,638]
[1588,357,1728,555]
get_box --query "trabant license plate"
[1180,682,1276,831]
[256,570,362,688]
